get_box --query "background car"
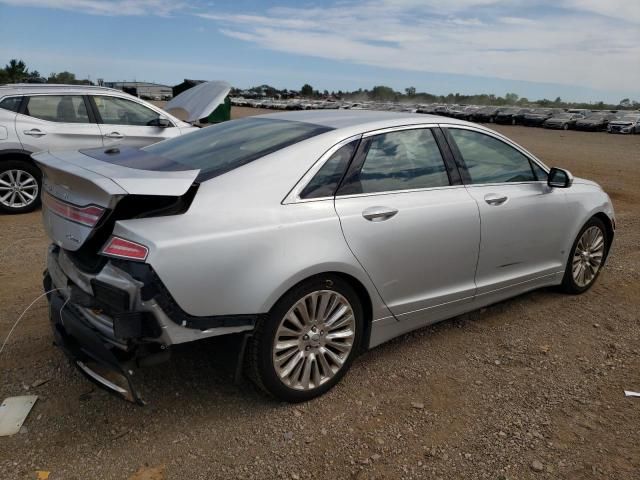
[575,112,618,131]
[607,113,640,134]
[470,106,500,123]
[36,111,615,404]
[495,107,531,125]
[543,112,584,130]
[0,82,229,213]
[521,108,565,126]
[449,106,480,121]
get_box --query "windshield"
[144,117,332,181]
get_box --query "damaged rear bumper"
[44,245,258,404]
[45,277,147,404]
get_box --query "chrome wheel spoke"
[280,351,304,379]
[0,169,38,208]
[275,339,299,351]
[273,289,355,391]
[572,226,605,287]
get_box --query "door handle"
[104,132,124,139]
[484,193,508,206]
[23,129,46,137]
[362,206,398,222]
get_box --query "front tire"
[247,275,363,402]
[560,217,609,294]
[0,160,41,214]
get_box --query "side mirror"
[547,167,573,188]
[148,117,171,128]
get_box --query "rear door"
[334,126,480,327]
[90,95,182,148]
[15,95,103,153]
[444,126,569,297]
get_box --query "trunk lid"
[33,147,199,252]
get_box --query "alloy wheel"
[272,290,356,391]
[572,226,605,287]
[0,169,39,209]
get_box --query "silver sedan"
[35,111,615,403]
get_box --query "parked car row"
[231,97,640,135]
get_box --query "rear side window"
[448,129,536,184]
[92,96,160,126]
[340,128,450,195]
[300,140,358,199]
[25,95,90,123]
[144,117,332,181]
[0,96,22,112]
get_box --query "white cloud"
[0,0,185,16]
[199,0,640,92]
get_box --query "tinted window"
[341,129,449,194]
[301,140,357,199]
[93,96,160,126]
[144,117,332,181]
[0,96,22,112]
[449,129,536,184]
[25,95,90,123]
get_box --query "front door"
[91,95,182,148]
[334,127,480,327]
[445,126,570,297]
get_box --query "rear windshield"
[143,117,332,181]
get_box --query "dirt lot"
[1,109,639,480]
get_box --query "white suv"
[0,82,229,213]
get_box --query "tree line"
[2,58,637,111]
[0,59,92,85]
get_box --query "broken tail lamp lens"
[101,236,149,261]
[42,192,104,227]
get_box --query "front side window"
[0,96,22,112]
[24,95,90,123]
[300,140,358,199]
[340,129,449,195]
[92,96,160,126]
[448,128,536,184]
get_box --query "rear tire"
[247,275,363,402]
[0,160,41,214]
[560,217,609,294]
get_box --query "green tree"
[4,59,29,82]
[505,92,519,104]
[370,85,396,101]
[300,84,314,97]
[48,71,77,84]
[405,86,416,97]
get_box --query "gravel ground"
[1,109,639,479]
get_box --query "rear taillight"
[100,236,149,261]
[42,192,105,227]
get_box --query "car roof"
[0,83,125,97]
[259,109,474,131]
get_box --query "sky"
[0,0,638,103]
